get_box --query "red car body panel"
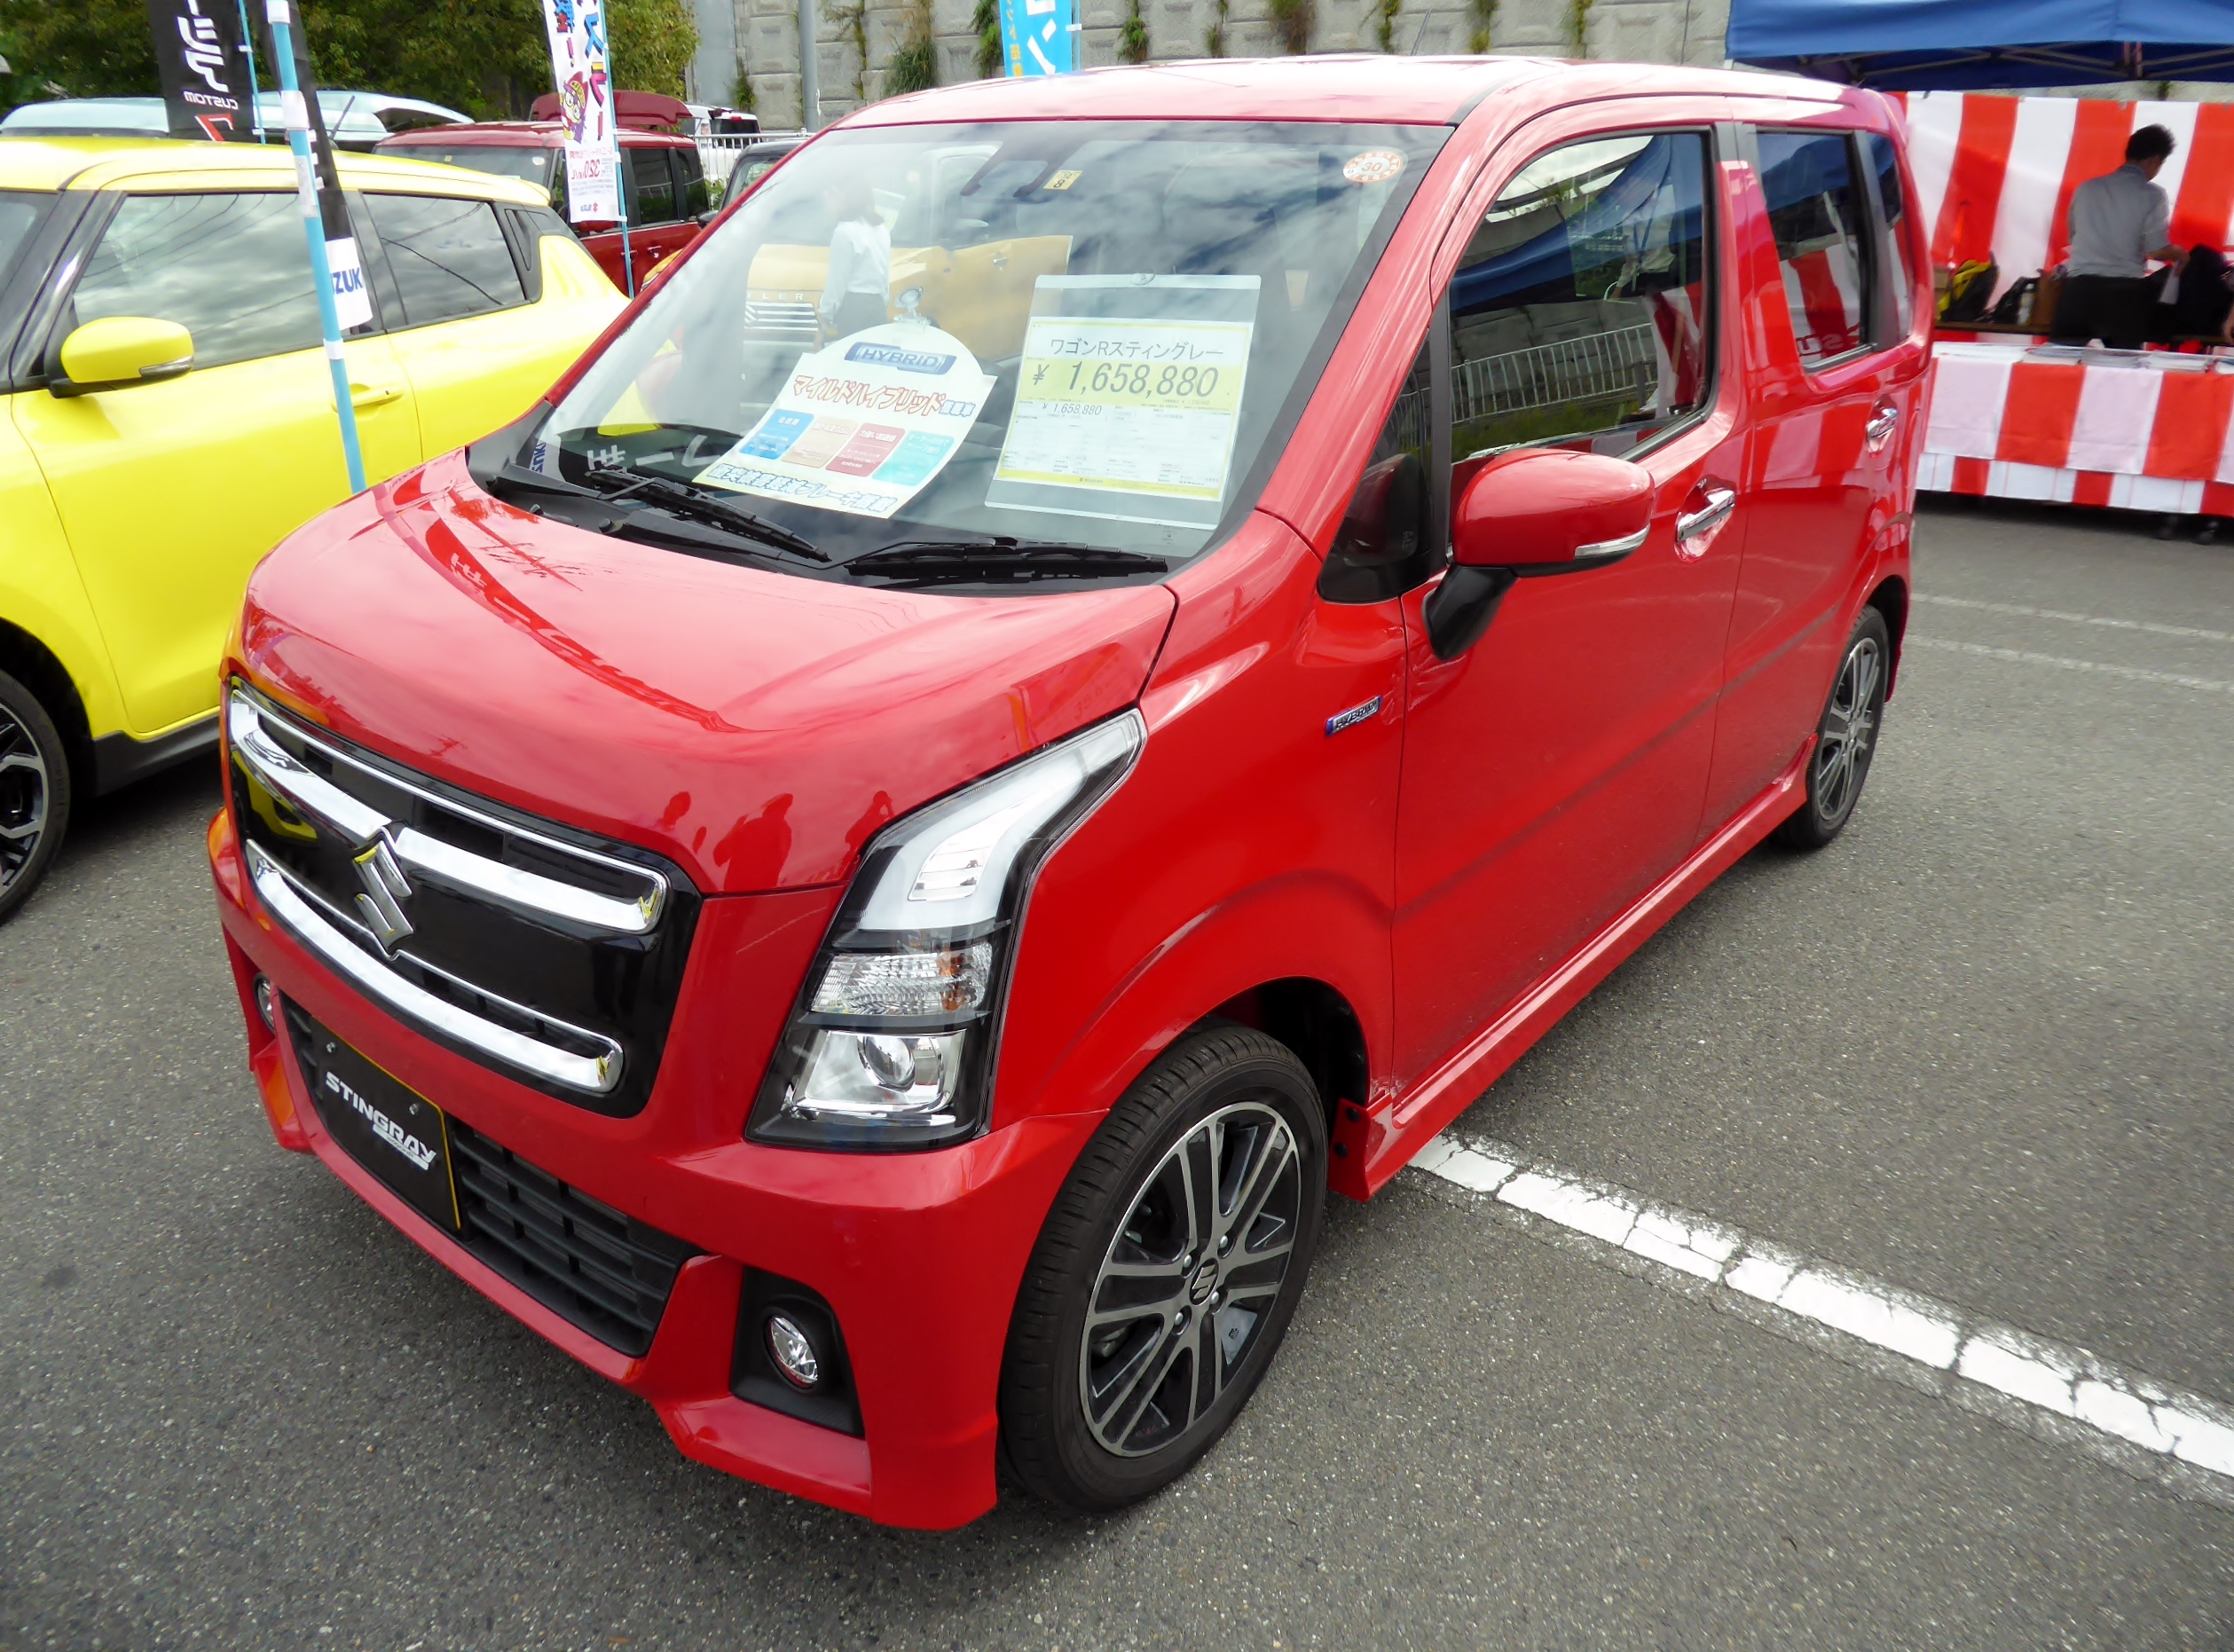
[213,59,1924,1528]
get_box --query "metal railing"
[1453,321,1659,425]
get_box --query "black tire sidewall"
[0,667,70,923]
[1001,1027,1327,1513]
[1782,606,1891,850]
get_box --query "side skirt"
[1331,740,1813,1200]
[92,714,218,797]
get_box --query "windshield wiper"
[583,466,826,561]
[846,537,1168,586]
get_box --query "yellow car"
[0,137,624,920]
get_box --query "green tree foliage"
[1266,0,1313,52]
[1204,0,1229,57]
[1468,0,1496,54]
[0,0,696,119]
[1120,0,1149,62]
[885,0,940,96]
[973,0,1001,78]
[1373,0,1399,52]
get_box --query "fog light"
[766,1313,822,1389]
[253,974,279,1033]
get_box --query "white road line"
[1409,1131,2234,1499]
[1912,593,2234,645]
[1906,634,2234,694]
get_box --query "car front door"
[1391,109,1750,1081]
[1703,122,1920,826]
[14,188,421,736]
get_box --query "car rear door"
[1390,102,1750,1081]
[14,186,421,736]
[363,190,619,459]
[1702,117,1923,827]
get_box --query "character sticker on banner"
[694,325,995,519]
[987,274,1257,530]
[1342,149,1406,185]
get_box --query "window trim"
[1859,129,1917,350]
[1440,121,1727,470]
[1743,122,1880,374]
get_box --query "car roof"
[843,54,1864,129]
[380,121,691,149]
[0,136,552,201]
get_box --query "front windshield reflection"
[526,120,1446,569]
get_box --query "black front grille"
[449,1119,695,1357]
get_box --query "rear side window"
[627,147,678,224]
[1446,129,1714,463]
[676,146,712,217]
[64,192,362,368]
[1757,130,1872,366]
[365,193,526,326]
[1865,131,1915,339]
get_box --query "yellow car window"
[67,193,371,368]
[364,193,525,328]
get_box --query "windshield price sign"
[989,277,1255,530]
[695,326,995,519]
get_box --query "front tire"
[1776,607,1890,852]
[1000,1027,1326,1513]
[0,669,69,924]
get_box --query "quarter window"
[364,193,526,327]
[65,192,362,370]
[1757,130,1872,366]
[1447,130,1713,466]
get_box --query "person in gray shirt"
[2050,123,2185,350]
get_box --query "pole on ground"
[798,0,819,130]
[264,0,366,494]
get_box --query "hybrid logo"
[1325,696,1382,736]
[844,342,957,375]
[325,1070,437,1172]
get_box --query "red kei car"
[375,95,712,291]
[210,56,1926,1527]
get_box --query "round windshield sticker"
[1343,149,1407,185]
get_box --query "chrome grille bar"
[228,688,665,936]
[246,840,623,1094]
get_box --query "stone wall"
[696,0,1732,131]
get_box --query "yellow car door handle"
[344,383,405,410]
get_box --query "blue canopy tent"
[1727,0,2234,90]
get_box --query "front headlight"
[749,710,1145,1150]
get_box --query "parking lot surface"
[4,498,2230,1650]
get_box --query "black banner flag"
[146,0,254,141]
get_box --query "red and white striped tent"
[1892,90,2234,303]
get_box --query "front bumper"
[208,807,1097,1529]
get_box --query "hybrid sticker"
[695,324,995,519]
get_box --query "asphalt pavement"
[4,497,2230,1650]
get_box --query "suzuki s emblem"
[352,833,415,955]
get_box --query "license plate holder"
[293,1010,462,1234]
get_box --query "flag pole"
[265,0,366,493]
[235,0,264,140]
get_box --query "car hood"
[236,453,1177,894]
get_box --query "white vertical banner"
[539,0,621,223]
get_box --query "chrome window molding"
[227,687,665,936]
[246,839,623,1094]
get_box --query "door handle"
[1675,484,1736,545]
[1865,401,1900,452]
[345,383,404,410]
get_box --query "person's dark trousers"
[2049,273,2151,349]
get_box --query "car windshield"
[411,144,556,199]
[520,119,1445,569]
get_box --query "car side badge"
[1325,696,1381,736]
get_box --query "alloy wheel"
[1078,1100,1303,1458]
[1813,633,1883,822]
[0,701,49,895]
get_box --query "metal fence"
[1452,321,1659,427]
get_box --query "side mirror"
[1451,446,1654,571]
[53,317,194,398]
[1424,447,1654,661]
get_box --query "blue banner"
[997,0,1077,75]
